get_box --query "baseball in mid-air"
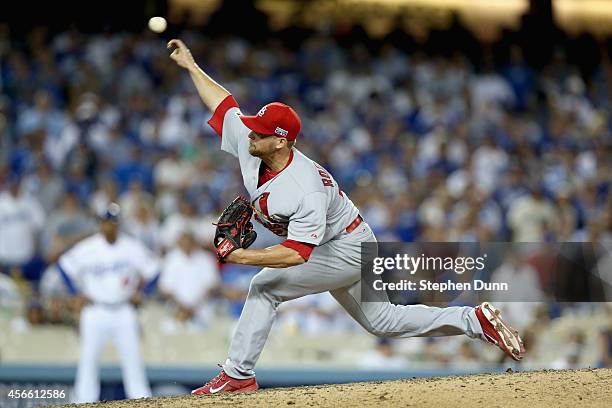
[148,17,167,33]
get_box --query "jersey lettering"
[315,163,334,188]
[314,162,344,196]
[253,193,289,236]
[258,192,270,216]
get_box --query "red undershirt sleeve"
[207,95,240,138]
[281,239,316,261]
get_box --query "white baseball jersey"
[58,233,158,304]
[217,105,359,246]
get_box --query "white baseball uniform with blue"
[210,96,484,379]
[58,233,158,403]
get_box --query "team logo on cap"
[107,203,120,217]
[257,106,267,117]
[275,127,288,137]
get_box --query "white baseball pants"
[73,303,151,403]
[223,222,484,379]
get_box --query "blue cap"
[99,202,121,222]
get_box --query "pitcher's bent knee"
[349,307,399,337]
[361,304,418,337]
[247,268,285,298]
[363,318,404,338]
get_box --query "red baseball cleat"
[475,302,526,361]
[191,369,259,395]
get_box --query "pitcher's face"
[248,132,285,157]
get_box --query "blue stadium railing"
[0,363,505,387]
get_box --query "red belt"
[345,215,363,233]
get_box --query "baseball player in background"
[168,39,525,395]
[57,203,158,403]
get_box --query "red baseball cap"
[240,102,301,141]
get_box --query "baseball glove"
[214,196,257,261]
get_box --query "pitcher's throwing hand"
[168,39,196,70]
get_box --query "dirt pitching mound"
[52,368,611,408]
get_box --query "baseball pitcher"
[168,39,525,395]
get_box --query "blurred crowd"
[0,26,611,368]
